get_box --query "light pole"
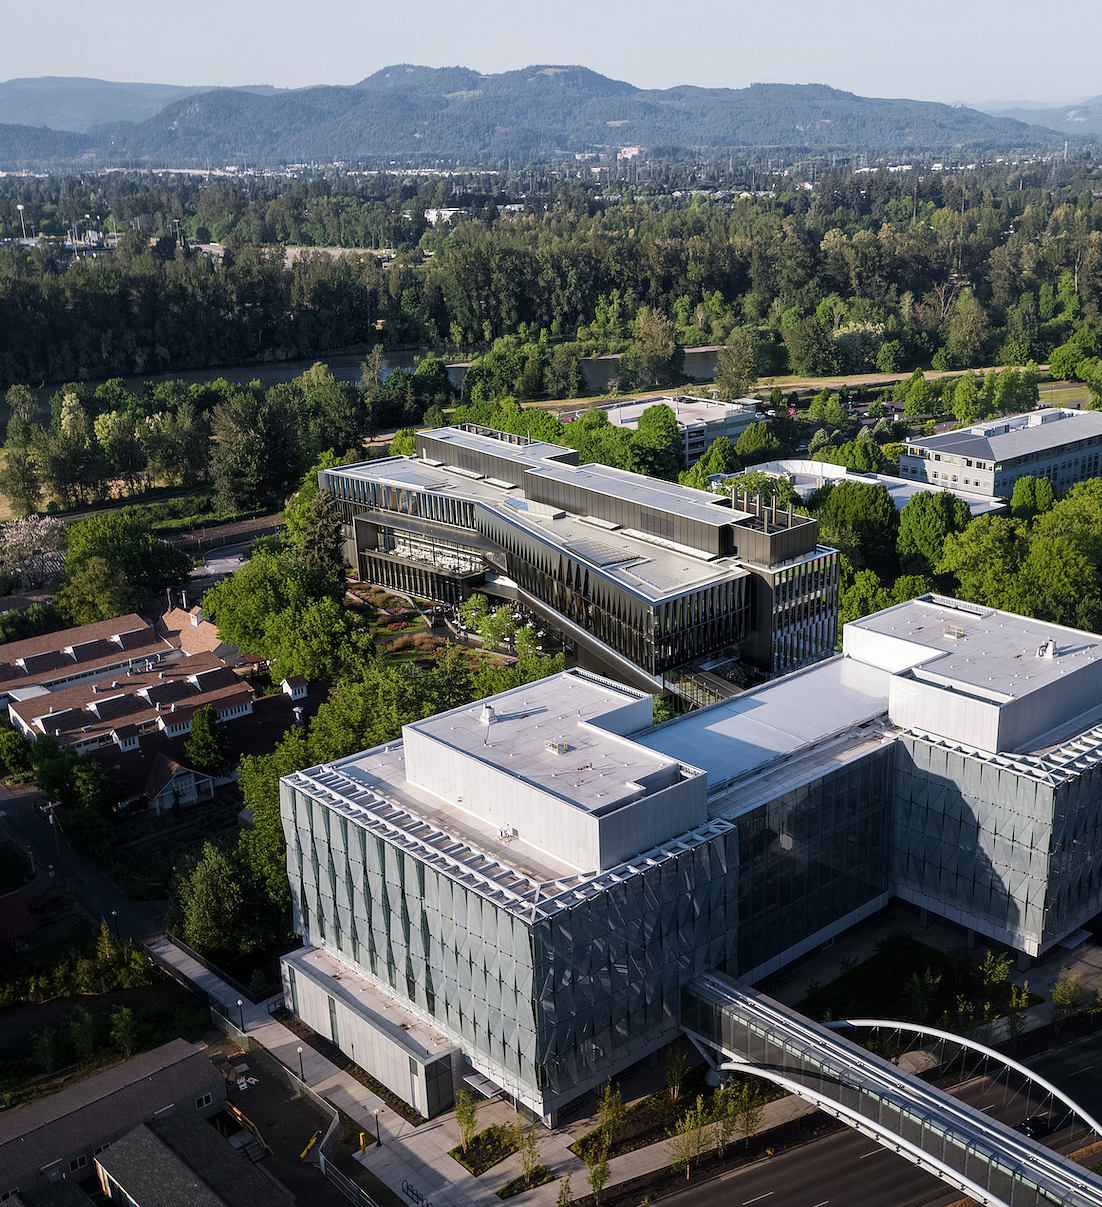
[373,1108,381,1147]
[110,910,119,941]
[237,999,244,1030]
[297,1046,304,1081]
[16,204,26,239]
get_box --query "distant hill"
[978,95,1102,137]
[0,122,92,170]
[0,67,1074,169]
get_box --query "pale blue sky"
[5,0,1098,106]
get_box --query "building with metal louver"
[280,594,1102,1139]
[320,424,839,693]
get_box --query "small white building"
[602,395,758,464]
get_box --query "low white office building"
[601,395,758,464]
[899,407,1102,498]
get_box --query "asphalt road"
[661,1034,1102,1207]
[0,781,166,943]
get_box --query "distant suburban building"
[6,652,253,756]
[734,459,1006,516]
[600,395,758,465]
[0,1040,225,1200]
[899,407,1102,498]
[280,594,1102,1126]
[0,616,173,704]
[321,425,839,695]
[95,1112,295,1207]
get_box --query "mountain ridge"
[0,67,1077,169]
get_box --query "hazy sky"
[5,0,1097,106]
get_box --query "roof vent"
[1037,638,1057,659]
[480,704,495,726]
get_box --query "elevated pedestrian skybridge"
[682,972,1102,1207]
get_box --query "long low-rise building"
[597,395,759,464]
[320,425,839,691]
[7,652,253,755]
[0,615,174,704]
[731,458,1006,516]
[280,594,1102,1125]
[899,406,1102,498]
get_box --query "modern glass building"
[281,596,1102,1123]
[321,425,838,695]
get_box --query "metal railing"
[207,1011,382,1207]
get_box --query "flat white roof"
[604,396,757,429]
[738,460,1004,517]
[636,656,891,798]
[844,595,1102,700]
[408,673,684,816]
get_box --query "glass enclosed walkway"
[682,972,1102,1207]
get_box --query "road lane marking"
[743,1195,774,1205]
[859,1148,881,1159]
[1070,1065,1094,1076]
[809,1201,830,1206]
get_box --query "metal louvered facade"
[319,426,838,685]
[280,767,739,1122]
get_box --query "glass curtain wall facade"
[893,738,1050,953]
[282,775,740,1119]
[736,745,894,979]
[1047,767,1102,943]
[319,435,840,681]
[477,510,750,676]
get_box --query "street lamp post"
[16,204,26,239]
[297,1046,304,1081]
[110,910,119,942]
[373,1108,381,1147]
[237,999,244,1031]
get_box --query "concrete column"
[919,908,930,928]
[1017,949,1033,973]
[966,928,979,950]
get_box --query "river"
[20,347,721,424]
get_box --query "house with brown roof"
[141,754,216,814]
[0,1039,225,1200]
[7,653,254,757]
[157,607,239,666]
[0,616,177,704]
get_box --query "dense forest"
[1,159,1101,393]
[0,70,1067,171]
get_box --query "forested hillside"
[0,77,280,133]
[982,95,1102,137]
[0,67,1067,169]
[1,160,1099,390]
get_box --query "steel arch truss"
[823,1018,1102,1141]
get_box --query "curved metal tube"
[822,1018,1102,1140]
